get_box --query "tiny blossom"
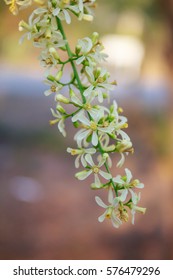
[76,34,108,66]
[74,113,115,147]
[4,0,32,15]
[127,193,146,224]
[113,168,144,204]
[76,37,93,65]
[44,79,63,96]
[50,108,66,137]
[70,91,105,122]
[95,188,123,228]
[84,66,115,103]
[75,154,112,187]
[67,147,96,168]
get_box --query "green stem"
[57,18,86,103]
[57,17,118,196]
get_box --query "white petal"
[98,91,103,103]
[71,110,83,122]
[76,56,85,65]
[95,196,107,208]
[116,153,125,168]
[58,119,66,137]
[94,174,101,187]
[113,175,124,185]
[111,211,122,228]
[92,131,98,146]
[99,170,112,180]
[131,209,136,225]
[85,154,94,166]
[108,188,114,204]
[71,94,82,106]
[75,155,80,168]
[63,9,71,24]
[81,154,87,167]
[83,85,93,97]
[137,183,144,189]
[44,89,52,96]
[125,168,132,183]
[119,189,128,201]
[129,189,138,204]
[118,130,130,141]
[80,115,90,126]
[75,170,92,180]
[85,67,94,82]
[98,212,107,222]
[86,148,96,154]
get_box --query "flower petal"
[125,168,132,183]
[95,196,107,209]
[85,154,94,166]
[75,170,92,180]
[99,170,112,180]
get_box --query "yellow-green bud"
[56,105,66,114]
[116,140,133,153]
[55,70,63,81]
[19,21,30,31]
[49,47,60,60]
[75,44,82,55]
[82,14,94,21]
[92,32,99,44]
[56,94,70,104]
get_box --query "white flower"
[84,66,115,103]
[5,0,32,15]
[75,154,112,187]
[127,193,146,224]
[44,79,62,96]
[113,168,144,204]
[76,37,93,65]
[95,188,122,228]
[67,147,96,168]
[70,92,105,122]
[89,44,108,64]
[50,108,66,137]
[74,113,115,147]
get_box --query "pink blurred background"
[0,0,173,259]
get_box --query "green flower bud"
[92,32,99,44]
[56,105,66,114]
[47,75,55,82]
[56,94,70,104]
[49,47,60,60]
[75,44,82,55]
[55,70,63,81]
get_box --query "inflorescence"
[4,0,146,228]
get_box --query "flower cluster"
[4,0,146,228]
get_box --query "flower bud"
[19,21,30,31]
[55,70,63,81]
[47,75,55,82]
[82,14,94,22]
[116,140,133,153]
[75,44,82,55]
[56,105,66,114]
[69,88,74,97]
[92,32,99,44]
[45,28,51,39]
[56,94,70,104]
[49,47,60,60]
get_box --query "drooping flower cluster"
[4,0,146,228]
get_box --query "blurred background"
[0,0,173,260]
